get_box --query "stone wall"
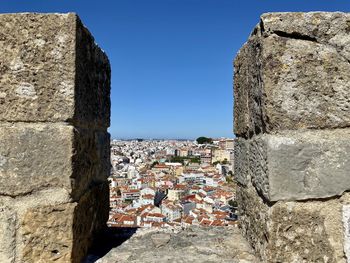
[234,12,350,262]
[0,13,110,263]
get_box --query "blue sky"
[2,1,350,139]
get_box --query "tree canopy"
[196,136,213,144]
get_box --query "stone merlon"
[0,13,111,129]
[234,12,350,262]
[234,12,350,138]
[0,13,110,263]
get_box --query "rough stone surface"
[72,128,110,201]
[72,183,110,262]
[150,233,171,248]
[0,13,110,263]
[234,12,350,138]
[235,129,350,202]
[75,16,111,129]
[92,227,258,263]
[237,185,349,263]
[233,138,250,187]
[20,203,76,263]
[234,12,350,263]
[19,183,109,263]
[0,123,110,200]
[343,205,350,261]
[0,13,110,128]
[0,208,16,263]
[0,123,73,197]
[261,12,350,62]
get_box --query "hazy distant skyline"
[2,0,350,139]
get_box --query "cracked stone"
[151,233,171,248]
[234,12,350,138]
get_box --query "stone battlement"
[234,12,350,262]
[0,13,110,263]
[1,11,350,263]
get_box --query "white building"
[161,201,182,221]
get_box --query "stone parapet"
[0,13,110,263]
[0,13,110,129]
[234,12,350,138]
[234,12,350,262]
[92,226,258,263]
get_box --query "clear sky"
[2,1,350,139]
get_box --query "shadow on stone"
[82,227,138,263]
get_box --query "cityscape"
[1,0,348,261]
[108,137,237,228]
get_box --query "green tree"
[190,156,200,163]
[196,137,213,144]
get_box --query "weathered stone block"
[72,128,110,201]
[0,12,110,263]
[0,123,110,200]
[233,138,250,186]
[0,123,73,197]
[19,183,109,263]
[234,12,350,263]
[0,13,110,128]
[20,203,76,263]
[237,185,270,261]
[0,208,16,263]
[72,183,109,261]
[234,12,350,137]
[75,16,111,129]
[233,33,261,137]
[237,185,348,263]
[260,12,350,61]
[240,129,350,202]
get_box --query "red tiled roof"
[210,220,225,226]
[142,194,155,199]
[200,219,211,226]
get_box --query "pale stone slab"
[239,129,350,202]
[234,12,350,137]
[0,123,110,200]
[0,13,110,128]
[0,123,73,197]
